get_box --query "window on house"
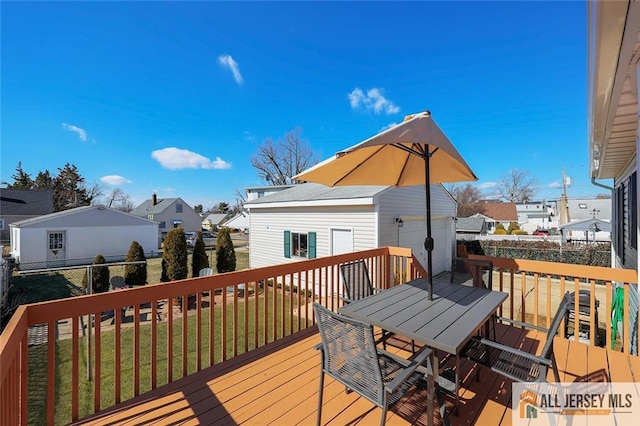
[284,230,316,259]
[630,172,637,250]
[579,203,587,209]
[147,214,154,220]
[49,232,64,250]
[176,203,183,213]
[0,219,4,230]
[159,221,166,229]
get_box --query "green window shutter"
[284,230,291,258]
[308,232,316,259]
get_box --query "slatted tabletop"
[339,279,508,355]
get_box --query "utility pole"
[559,168,571,225]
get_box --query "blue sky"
[1,1,597,210]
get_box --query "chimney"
[152,193,157,206]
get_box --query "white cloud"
[548,181,562,188]
[151,147,232,170]
[218,54,244,85]
[62,123,88,141]
[477,181,498,190]
[380,122,399,132]
[348,87,399,114]
[100,175,132,186]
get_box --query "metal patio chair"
[313,303,435,426]
[463,291,572,384]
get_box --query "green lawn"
[27,285,306,425]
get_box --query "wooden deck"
[70,321,640,426]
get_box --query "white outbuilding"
[244,183,458,275]
[9,205,159,270]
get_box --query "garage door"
[399,218,448,276]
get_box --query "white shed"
[9,205,159,269]
[244,183,457,275]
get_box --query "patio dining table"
[339,277,508,414]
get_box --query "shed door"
[331,229,353,255]
[47,231,66,263]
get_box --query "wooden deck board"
[72,324,638,426]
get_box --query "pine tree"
[215,228,236,273]
[191,231,210,277]
[162,228,188,280]
[124,241,147,286]
[3,162,34,189]
[82,254,110,293]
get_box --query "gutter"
[591,177,614,192]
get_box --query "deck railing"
[469,254,639,354]
[0,246,424,425]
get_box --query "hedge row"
[458,240,611,267]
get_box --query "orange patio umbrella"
[294,111,477,300]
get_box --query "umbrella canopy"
[294,111,477,300]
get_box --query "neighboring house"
[223,211,249,232]
[588,0,639,354]
[0,189,54,242]
[9,205,158,270]
[566,198,612,221]
[244,182,457,277]
[130,194,201,240]
[469,202,518,233]
[456,217,487,237]
[202,213,227,231]
[516,201,558,233]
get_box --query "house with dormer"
[130,194,201,244]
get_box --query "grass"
[26,285,307,425]
[2,250,249,330]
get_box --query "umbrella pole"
[424,149,434,300]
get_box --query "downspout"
[590,177,614,192]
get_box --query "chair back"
[198,268,214,277]
[110,275,127,290]
[314,303,385,405]
[340,260,373,302]
[540,292,572,360]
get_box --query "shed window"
[49,232,64,250]
[284,231,316,259]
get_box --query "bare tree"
[104,188,134,212]
[251,127,318,185]
[496,169,537,203]
[448,183,484,217]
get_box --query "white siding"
[377,184,456,275]
[249,205,377,269]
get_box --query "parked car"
[186,231,217,248]
[533,229,550,236]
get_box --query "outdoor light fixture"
[395,217,404,227]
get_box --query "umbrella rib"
[334,145,386,185]
[391,143,428,159]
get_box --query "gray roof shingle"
[0,189,54,215]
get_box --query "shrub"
[191,231,210,277]
[82,254,110,294]
[495,223,506,232]
[162,228,188,281]
[493,229,507,235]
[216,227,236,273]
[507,222,520,235]
[124,241,147,286]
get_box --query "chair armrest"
[383,346,433,394]
[472,337,552,366]
[495,316,550,333]
[340,296,355,303]
[314,342,323,351]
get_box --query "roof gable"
[131,197,184,216]
[0,189,54,216]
